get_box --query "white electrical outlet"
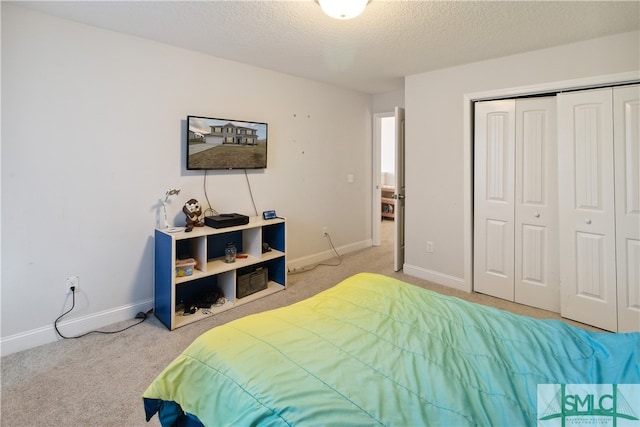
[66,276,79,294]
[426,241,434,253]
[322,226,328,236]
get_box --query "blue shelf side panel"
[154,230,174,329]
[266,258,287,286]
[263,222,285,252]
[263,221,286,286]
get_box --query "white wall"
[404,31,640,289]
[1,4,373,354]
[372,89,404,114]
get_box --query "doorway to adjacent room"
[373,108,405,271]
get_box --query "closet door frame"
[463,72,640,295]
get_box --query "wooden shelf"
[155,217,287,330]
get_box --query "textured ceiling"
[12,1,640,94]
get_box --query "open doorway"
[373,112,393,247]
[373,110,404,269]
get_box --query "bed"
[143,273,640,426]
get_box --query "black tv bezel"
[186,115,268,170]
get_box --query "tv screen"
[187,115,268,170]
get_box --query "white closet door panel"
[558,88,617,332]
[474,100,515,301]
[614,84,640,332]
[514,97,560,312]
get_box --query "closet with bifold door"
[474,97,560,313]
[474,84,640,332]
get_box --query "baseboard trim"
[287,239,372,272]
[0,298,154,356]
[403,264,470,292]
[1,239,370,356]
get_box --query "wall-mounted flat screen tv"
[187,115,268,170]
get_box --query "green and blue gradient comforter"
[143,273,639,426]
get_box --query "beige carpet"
[0,220,599,426]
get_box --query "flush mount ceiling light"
[317,0,369,20]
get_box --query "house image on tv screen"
[198,122,258,145]
[187,116,268,170]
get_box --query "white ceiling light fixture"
[317,0,369,20]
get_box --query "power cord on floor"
[288,231,342,275]
[54,287,153,339]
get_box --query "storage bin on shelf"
[176,258,196,277]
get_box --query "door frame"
[462,71,640,293]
